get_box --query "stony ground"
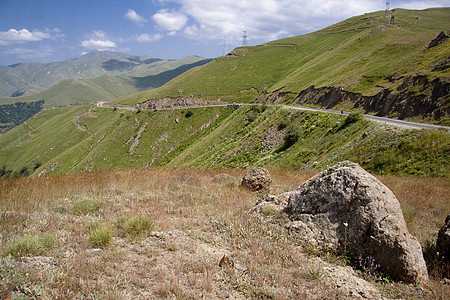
[1,168,449,299]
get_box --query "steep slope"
[0,104,448,178]
[118,8,449,123]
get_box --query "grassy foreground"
[1,168,449,299]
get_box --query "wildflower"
[25,273,29,277]
[343,222,348,227]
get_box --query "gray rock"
[437,214,450,261]
[241,167,272,191]
[286,161,428,283]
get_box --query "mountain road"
[96,101,450,131]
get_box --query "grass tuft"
[72,199,101,216]
[5,234,55,258]
[89,223,113,248]
[120,215,155,240]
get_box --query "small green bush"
[343,112,363,127]
[284,124,303,148]
[89,223,112,248]
[185,110,193,118]
[6,234,56,258]
[72,199,101,215]
[277,119,289,130]
[246,111,258,123]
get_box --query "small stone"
[218,290,230,298]
[86,248,102,253]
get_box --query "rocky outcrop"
[241,167,272,192]
[288,80,448,120]
[285,161,428,283]
[437,214,450,261]
[136,96,215,110]
[259,74,449,120]
[428,31,449,49]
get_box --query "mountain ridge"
[0,51,209,97]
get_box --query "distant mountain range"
[0,51,211,98]
[0,51,211,132]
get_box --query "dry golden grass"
[0,168,449,299]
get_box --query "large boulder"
[286,161,428,283]
[241,167,272,192]
[437,214,450,261]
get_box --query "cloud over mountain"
[81,31,117,50]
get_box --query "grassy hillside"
[0,104,448,177]
[117,8,449,120]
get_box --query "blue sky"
[0,0,449,65]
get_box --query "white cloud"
[125,9,147,26]
[92,30,108,40]
[81,39,117,49]
[81,31,117,50]
[152,9,189,31]
[0,28,51,46]
[156,0,384,43]
[136,33,163,42]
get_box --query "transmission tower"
[223,37,227,56]
[385,0,390,16]
[242,31,248,46]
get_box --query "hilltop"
[118,8,450,124]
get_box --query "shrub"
[89,223,113,248]
[283,124,303,148]
[185,110,193,118]
[72,199,101,215]
[277,119,289,130]
[123,216,154,240]
[343,112,363,127]
[246,111,257,123]
[6,234,56,258]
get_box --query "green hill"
[0,104,448,178]
[118,8,449,123]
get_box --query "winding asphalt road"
[96,102,450,131]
